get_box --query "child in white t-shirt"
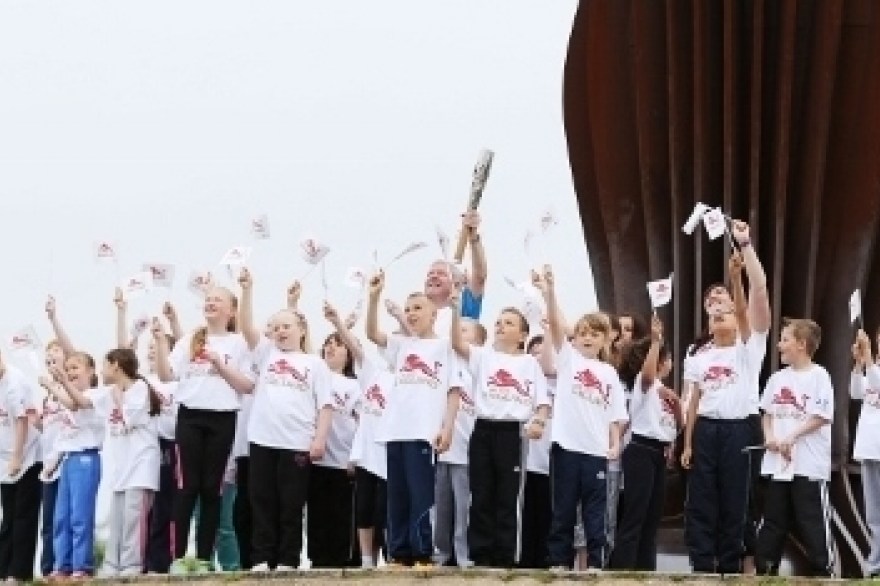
[238,268,333,572]
[755,319,833,577]
[538,266,628,570]
[0,356,42,583]
[451,300,549,568]
[365,270,461,568]
[852,329,880,577]
[58,348,161,577]
[434,316,483,568]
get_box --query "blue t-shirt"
[461,287,483,320]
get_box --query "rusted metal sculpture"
[563,0,880,577]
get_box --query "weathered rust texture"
[564,0,880,576]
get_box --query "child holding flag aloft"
[610,314,681,570]
[754,319,834,577]
[365,270,461,568]
[680,252,766,574]
[450,293,550,568]
[537,265,628,570]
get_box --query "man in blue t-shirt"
[423,210,486,319]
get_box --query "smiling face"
[405,293,437,337]
[322,334,350,373]
[273,310,305,352]
[45,342,66,369]
[65,354,94,391]
[424,261,453,305]
[203,287,236,328]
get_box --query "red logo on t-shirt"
[487,369,532,397]
[400,354,441,382]
[702,365,738,392]
[364,384,386,409]
[267,359,310,384]
[772,387,807,413]
[573,369,610,406]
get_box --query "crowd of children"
[0,209,876,583]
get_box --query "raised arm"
[365,271,388,349]
[731,221,770,333]
[463,210,487,297]
[385,299,414,337]
[729,252,751,342]
[162,302,183,343]
[287,281,302,312]
[237,268,260,350]
[152,319,174,383]
[45,296,76,356]
[324,301,365,365]
[641,314,663,391]
[536,266,564,352]
[45,367,84,411]
[114,288,128,349]
[449,290,470,360]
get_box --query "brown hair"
[461,317,488,345]
[501,307,530,336]
[321,333,355,379]
[782,318,822,357]
[67,351,99,387]
[106,348,162,416]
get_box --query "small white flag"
[121,271,153,299]
[300,236,331,266]
[647,274,674,308]
[522,298,545,330]
[346,299,364,326]
[702,208,727,240]
[142,263,175,288]
[682,202,710,235]
[130,315,149,340]
[94,241,118,262]
[219,246,252,267]
[436,226,450,260]
[251,214,270,239]
[344,267,367,289]
[540,208,559,233]
[9,325,39,351]
[389,241,428,265]
[187,270,214,298]
[850,289,862,324]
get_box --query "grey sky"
[0,1,594,373]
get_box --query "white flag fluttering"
[850,289,862,324]
[121,271,154,299]
[682,202,711,235]
[702,208,727,240]
[9,325,39,351]
[251,214,270,240]
[142,263,175,288]
[94,241,118,262]
[300,236,331,266]
[647,274,674,308]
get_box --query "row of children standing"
[0,213,876,581]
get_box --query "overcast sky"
[0,1,592,375]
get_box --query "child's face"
[618,316,634,343]
[101,359,121,385]
[65,356,92,390]
[323,336,349,372]
[704,287,732,314]
[572,327,607,358]
[777,326,805,365]
[708,303,737,337]
[460,321,482,346]
[405,295,436,336]
[274,311,304,352]
[203,288,235,325]
[494,311,526,348]
[528,341,543,358]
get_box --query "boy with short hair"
[755,318,834,577]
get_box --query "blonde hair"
[461,317,488,345]
[573,312,612,362]
[190,288,239,361]
[782,318,822,357]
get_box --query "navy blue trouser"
[386,441,435,563]
[685,417,751,573]
[145,438,176,573]
[41,478,58,576]
[547,444,607,568]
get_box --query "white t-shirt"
[630,374,678,443]
[350,359,391,479]
[316,372,359,470]
[0,366,40,482]
[169,332,253,411]
[439,360,475,466]
[683,333,767,420]
[526,376,555,475]
[760,365,833,481]
[247,340,334,452]
[852,365,880,461]
[91,382,160,491]
[146,375,178,442]
[377,335,463,444]
[551,342,628,458]
[54,390,105,454]
[467,346,550,422]
[231,393,254,460]
[40,392,67,463]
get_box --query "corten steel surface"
[563,0,880,577]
